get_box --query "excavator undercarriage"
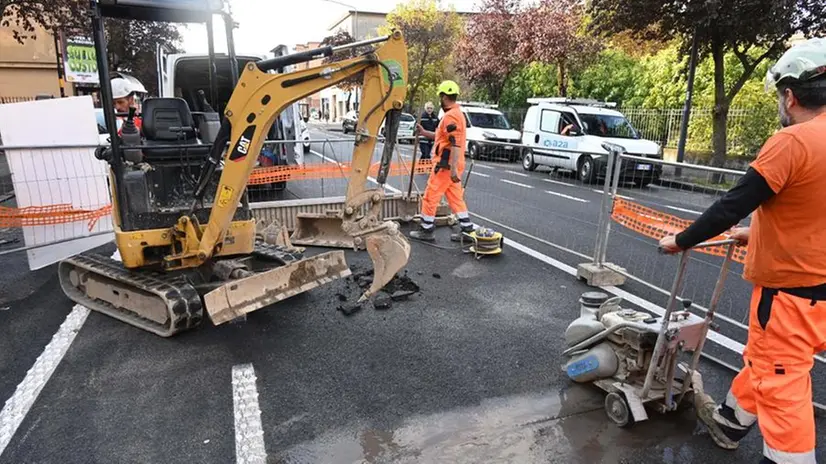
[60,26,411,336]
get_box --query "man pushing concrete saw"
[660,38,826,464]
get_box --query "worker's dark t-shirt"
[420,111,439,132]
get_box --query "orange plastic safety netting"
[0,159,432,230]
[247,159,435,185]
[0,204,112,231]
[610,197,747,263]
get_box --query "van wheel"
[468,142,479,160]
[522,150,536,171]
[578,155,596,184]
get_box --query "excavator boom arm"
[197,31,409,260]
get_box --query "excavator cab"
[59,0,411,336]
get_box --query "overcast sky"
[180,0,480,57]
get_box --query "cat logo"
[229,125,256,162]
[237,136,251,155]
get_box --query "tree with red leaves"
[455,0,521,104]
[515,0,601,97]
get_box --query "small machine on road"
[563,240,738,427]
[59,0,411,337]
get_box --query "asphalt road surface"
[1,125,825,463]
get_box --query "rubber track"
[58,254,203,337]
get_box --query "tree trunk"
[710,39,729,169]
[557,61,568,97]
[346,92,352,112]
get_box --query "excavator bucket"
[203,250,351,325]
[291,213,355,249]
[360,222,411,302]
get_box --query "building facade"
[0,22,69,101]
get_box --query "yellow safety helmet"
[437,80,460,96]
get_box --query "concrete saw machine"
[562,240,738,427]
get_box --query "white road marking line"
[471,172,491,178]
[500,179,533,189]
[232,364,267,464]
[664,205,703,215]
[544,179,573,187]
[590,189,635,201]
[0,305,90,456]
[545,190,589,203]
[474,164,494,170]
[505,171,530,178]
[310,150,401,194]
[502,238,748,358]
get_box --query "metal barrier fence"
[0,135,427,259]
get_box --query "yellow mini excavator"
[59,23,411,336]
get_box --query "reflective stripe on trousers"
[716,286,826,464]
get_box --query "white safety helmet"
[111,75,147,99]
[765,37,826,91]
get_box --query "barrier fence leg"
[576,146,627,287]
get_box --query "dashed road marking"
[232,364,267,464]
[0,305,90,456]
[544,179,573,187]
[471,172,491,178]
[474,164,494,170]
[590,189,635,201]
[664,205,703,215]
[505,171,530,178]
[546,190,589,203]
[500,179,533,189]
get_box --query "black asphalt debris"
[373,295,392,310]
[390,290,416,301]
[336,302,362,316]
[432,273,441,279]
[336,293,347,302]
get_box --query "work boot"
[409,227,435,242]
[450,225,475,242]
[692,371,739,450]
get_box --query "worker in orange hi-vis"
[409,80,474,242]
[659,37,826,464]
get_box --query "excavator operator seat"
[141,97,210,161]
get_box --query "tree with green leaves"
[379,0,464,109]
[589,0,826,165]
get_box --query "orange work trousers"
[720,286,826,464]
[421,167,468,220]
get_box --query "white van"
[440,102,522,162]
[520,98,663,186]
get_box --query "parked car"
[380,112,415,142]
[520,98,663,186]
[342,110,358,134]
[439,103,522,162]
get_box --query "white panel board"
[0,96,113,270]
